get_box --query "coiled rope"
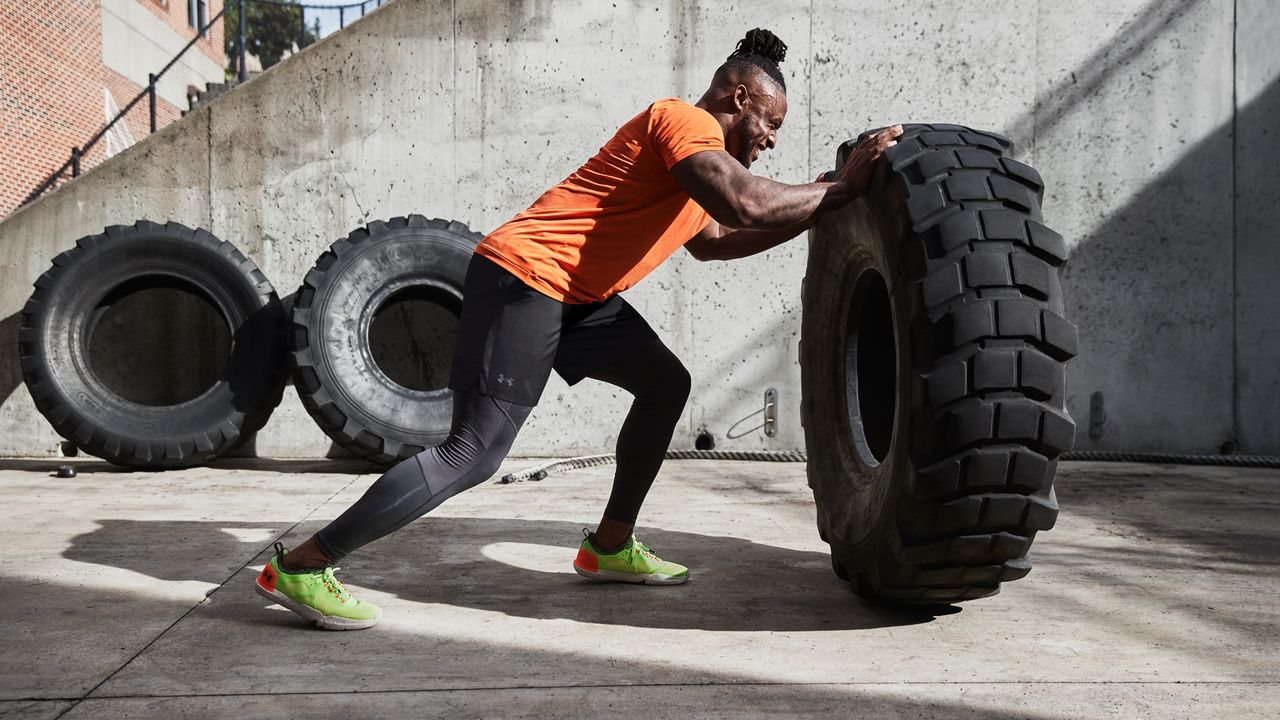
[497,448,1280,484]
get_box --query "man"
[255,28,902,630]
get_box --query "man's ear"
[731,84,750,113]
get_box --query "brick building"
[0,0,225,218]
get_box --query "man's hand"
[834,125,904,196]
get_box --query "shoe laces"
[317,566,352,603]
[632,538,659,562]
[270,542,350,602]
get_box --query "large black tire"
[19,221,287,468]
[290,215,481,464]
[801,125,1078,605]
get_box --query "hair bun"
[731,28,787,64]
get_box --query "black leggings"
[313,339,690,562]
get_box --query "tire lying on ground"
[290,215,481,465]
[19,221,287,468]
[800,125,1079,605]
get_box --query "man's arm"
[669,125,902,232]
[671,152,852,231]
[684,217,815,261]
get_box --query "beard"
[731,121,756,168]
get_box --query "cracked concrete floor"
[0,457,1276,719]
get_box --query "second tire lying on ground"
[800,125,1079,605]
[290,215,482,464]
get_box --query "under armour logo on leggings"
[497,374,515,386]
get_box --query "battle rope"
[497,448,1280,484]
[498,449,807,484]
[1058,450,1280,468]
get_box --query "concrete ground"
[0,457,1275,719]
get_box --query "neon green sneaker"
[254,542,382,630]
[572,530,688,585]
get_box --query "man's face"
[728,84,788,169]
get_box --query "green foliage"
[224,0,321,74]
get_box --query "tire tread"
[289,215,482,464]
[18,221,286,468]
[813,124,1077,605]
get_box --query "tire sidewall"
[22,224,284,466]
[293,220,479,459]
[802,195,915,566]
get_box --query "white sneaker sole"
[573,564,689,586]
[254,581,381,630]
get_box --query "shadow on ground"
[53,679,1075,720]
[64,516,942,632]
[206,456,377,474]
[0,457,376,475]
[1055,464,1280,569]
[0,459,132,475]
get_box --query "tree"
[225,0,321,77]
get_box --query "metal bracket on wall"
[726,387,780,439]
[1089,391,1106,441]
[764,387,778,437]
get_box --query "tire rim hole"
[87,277,230,406]
[368,286,460,392]
[844,269,897,466]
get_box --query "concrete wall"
[1,0,1276,459]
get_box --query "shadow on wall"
[1009,0,1206,145]
[686,0,1233,453]
[63,516,946,632]
[1063,78,1279,453]
[0,313,20,407]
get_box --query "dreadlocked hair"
[725,28,787,90]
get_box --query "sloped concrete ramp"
[0,459,1275,718]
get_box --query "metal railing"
[23,0,386,207]
[232,0,386,82]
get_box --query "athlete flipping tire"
[19,221,287,468]
[801,125,1079,605]
[290,215,481,464]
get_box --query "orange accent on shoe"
[575,547,598,573]
[258,564,277,592]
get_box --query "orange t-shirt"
[475,98,724,304]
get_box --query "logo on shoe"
[574,547,599,573]
[259,566,277,592]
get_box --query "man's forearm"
[738,177,858,231]
[700,220,814,261]
[672,150,874,232]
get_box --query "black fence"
[23,0,385,208]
